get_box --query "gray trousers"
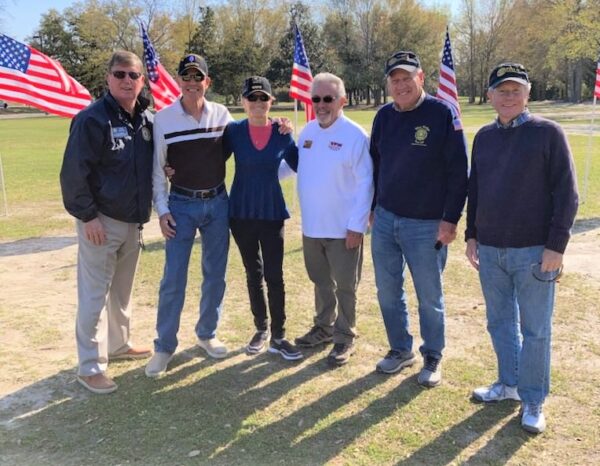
[302,236,363,344]
[75,214,140,376]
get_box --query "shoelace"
[423,356,439,372]
[526,404,542,416]
[385,350,403,359]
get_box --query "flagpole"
[0,152,8,216]
[293,99,299,140]
[583,96,597,204]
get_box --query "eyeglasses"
[181,74,205,82]
[247,94,270,102]
[111,71,142,80]
[530,263,563,282]
[311,95,336,104]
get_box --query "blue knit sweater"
[465,115,579,253]
[369,95,468,223]
[224,119,298,220]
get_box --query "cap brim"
[243,90,272,98]
[386,64,418,76]
[179,65,206,76]
[491,77,529,89]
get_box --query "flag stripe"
[0,33,91,118]
[140,24,180,111]
[435,29,462,131]
[289,23,314,122]
[595,57,600,99]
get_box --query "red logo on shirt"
[329,141,342,151]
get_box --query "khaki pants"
[75,214,140,376]
[302,236,363,344]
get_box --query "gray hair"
[312,72,346,98]
[107,51,143,72]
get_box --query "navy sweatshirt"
[465,115,578,253]
[370,95,468,223]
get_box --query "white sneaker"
[198,337,228,359]
[521,403,546,434]
[472,382,521,402]
[145,352,172,378]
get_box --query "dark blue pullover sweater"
[370,95,468,224]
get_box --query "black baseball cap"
[489,63,529,89]
[385,51,421,76]
[242,76,272,97]
[177,54,208,76]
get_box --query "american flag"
[0,33,91,118]
[436,28,462,131]
[289,23,314,122]
[140,23,180,111]
[594,53,600,99]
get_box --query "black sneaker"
[268,339,304,361]
[294,326,333,348]
[327,342,354,367]
[246,331,269,354]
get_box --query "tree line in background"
[11,0,600,105]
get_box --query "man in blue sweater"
[466,63,578,434]
[370,51,468,387]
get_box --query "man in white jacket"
[294,73,374,367]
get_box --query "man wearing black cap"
[466,63,578,433]
[370,51,468,387]
[146,53,233,377]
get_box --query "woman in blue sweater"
[224,76,301,361]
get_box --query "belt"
[170,183,225,200]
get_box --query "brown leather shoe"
[110,347,153,361]
[77,374,117,394]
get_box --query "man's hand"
[159,213,176,239]
[272,117,294,135]
[346,230,363,249]
[465,238,479,271]
[84,217,106,246]
[164,164,175,180]
[437,220,457,245]
[541,248,563,273]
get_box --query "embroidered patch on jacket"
[328,141,343,151]
[303,140,313,149]
[411,125,430,146]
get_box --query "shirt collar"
[495,109,531,129]
[392,90,426,112]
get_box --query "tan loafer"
[110,347,153,360]
[77,374,118,394]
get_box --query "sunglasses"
[247,94,270,102]
[311,95,336,104]
[181,74,205,82]
[111,71,142,80]
[530,263,563,283]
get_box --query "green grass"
[1,103,600,465]
[1,102,599,240]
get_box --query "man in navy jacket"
[61,51,154,394]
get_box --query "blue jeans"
[478,244,555,404]
[371,206,447,359]
[154,191,230,354]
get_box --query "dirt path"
[1,218,598,398]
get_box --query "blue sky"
[2,0,460,44]
[2,0,76,42]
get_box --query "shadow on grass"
[397,401,530,465]
[209,373,421,464]
[573,217,600,234]
[0,346,357,465]
[0,236,76,257]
